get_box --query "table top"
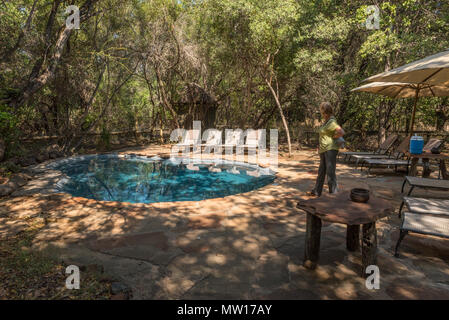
[407,152,449,159]
[297,191,393,225]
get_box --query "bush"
[0,105,17,136]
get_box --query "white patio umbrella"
[351,82,449,133]
[359,49,449,132]
[363,49,449,86]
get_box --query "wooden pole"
[362,222,377,278]
[409,87,420,135]
[304,212,322,269]
[346,225,360,251]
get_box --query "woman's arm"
[333,126,345,139]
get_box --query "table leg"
[304,212,322,270]
[346,225,360,252]
[440,160,449,180]
[409,158,419,176]
[422,158,431,178]
[362,222,377,278]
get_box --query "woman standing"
[309,102,345,196]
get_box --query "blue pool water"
[52,155,275,203]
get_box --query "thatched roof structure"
[175,83,218,129]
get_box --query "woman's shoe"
[306,190,319,197]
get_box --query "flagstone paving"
[1,146,449,299]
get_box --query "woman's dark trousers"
[312,150,338,196]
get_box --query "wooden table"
[407,152,449,180]
[297,192,393,277]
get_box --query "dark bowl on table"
[350,188,370,203]
[431,147,441,154]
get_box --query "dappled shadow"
[1,148,449,299]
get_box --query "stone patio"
[1,145,449,299]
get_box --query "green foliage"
[0,0,448,153]
[359,30,401,61]
[0,105,18,137]
[0,106,20,158]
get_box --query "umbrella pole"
[409,87,420,135]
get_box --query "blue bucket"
[409,135,424,154]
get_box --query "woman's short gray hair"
[320,102,333,116]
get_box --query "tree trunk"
[10,0,98,109]
[265,78,292,156]
[378,104,386,146]
[134,103,141,144]
[70,62,137,152]
[145,64,180,129]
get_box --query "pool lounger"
[350,154,392,167]
[362,158,410,174]
[398,197,449,218]
[401,176,449,196]
[341,151,377,163]
[340,134,398,162]
[395,211,449,257]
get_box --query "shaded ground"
[0,228,112,300]
[1,145,449,299]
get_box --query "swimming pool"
[50,154,275,203]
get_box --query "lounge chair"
[423,139,444,152]
[361,138,443,175]
[356,138,442,168]
[223,130,244,154]
[363,158,411,174]
[201,129,223,154]
[351,136,409,167]
[340,134,398,162]
[360,137,411,174]
[401,176,449,196]
[394,211,449,257]
[177,129,201,152]
[242,129,265,151]
[398,196,449,218]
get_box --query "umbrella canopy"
[352,81,449,133]
[351,82,449,98]
[363,49,449,86]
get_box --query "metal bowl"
[350,188,370,203]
